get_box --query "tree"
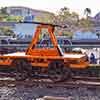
[59,7,70,16]
[55,7,79,26]
[0,26,15,36]
[96,32,100,38]
[6,15,23,21]
[71,12,79,23]
[0,7,9,21]
[84,8,91,18]
[0,7,9,15]
[34,13,55,23]
[78,17,93,32]
[0,7,23,22]
[53,7,79,37]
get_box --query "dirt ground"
[0,82,100,100]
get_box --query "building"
[73,31,98,39]
[0,6,54,39]
[6,6,54,17]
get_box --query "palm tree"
[60,7,70,15]
[0,7,8,15]
[60,7,69,11]
[84,8,91,18]
[96,32,100,39]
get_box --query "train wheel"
[48,61,70,82]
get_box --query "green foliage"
[0,26,14,36]
[34,13,55,23]
[84,8,91,18]
[0,7,24,22]
[5,15,23,21]
[78,18,93,31]
[55,7,79,25]
[0,6,94,38]
[0,7,9,15]
[54,7,94,38]
[63,31,73,38]
[53,7,79,38]
[96,32,100,38]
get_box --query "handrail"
[0,21,68,28]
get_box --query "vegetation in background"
[0,26,15,36]
[34,13,55,23]
[53,7,94,38]
[0,7,24,36]
[0,7,23,22]
[84,8,91,18]
[0,6,94,38]
[5,15,23,22]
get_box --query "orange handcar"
[0,22,89,81]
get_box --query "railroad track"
[0,78,100,89]
[0,72,100,88]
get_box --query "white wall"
[13,23,37,38]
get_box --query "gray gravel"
[0,83,100,100]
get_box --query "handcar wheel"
[12,59,33,81]
[15,71,28,81]
[20,59,33,77]
[48,61,70,82]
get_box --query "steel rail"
[0,44,100,48]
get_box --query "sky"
[0,0,99,17]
